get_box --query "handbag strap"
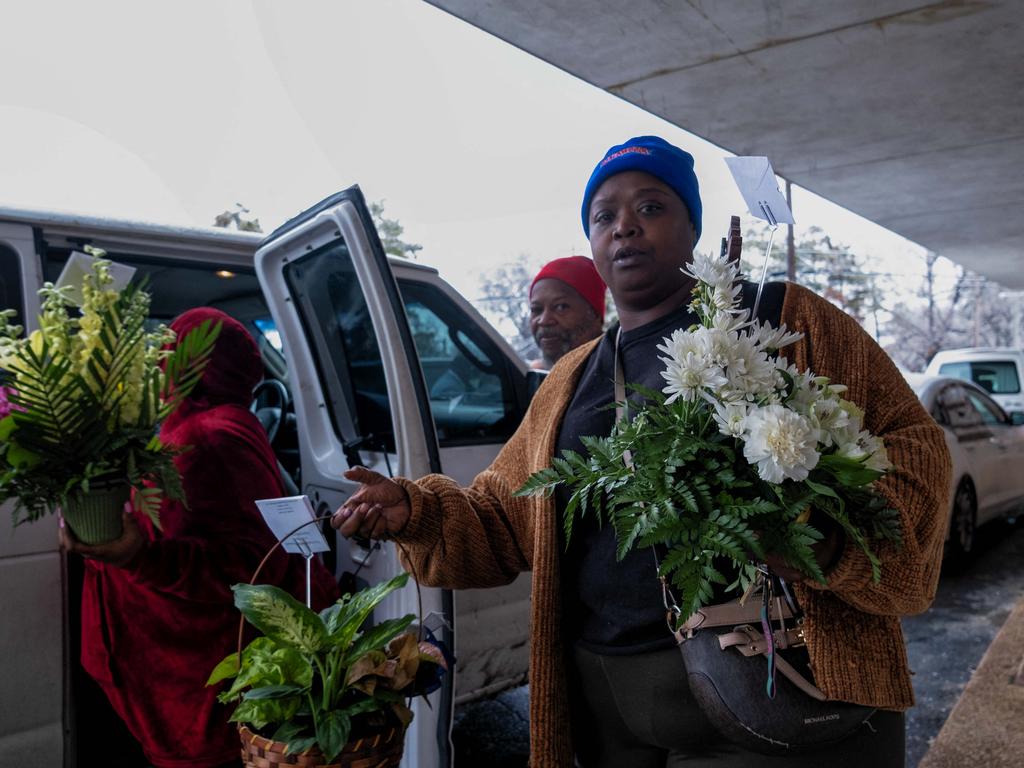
[717,625,827,701]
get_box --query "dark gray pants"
[572,644,905,767]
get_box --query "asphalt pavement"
[903,516,1024,766]
[453,518,1024,767]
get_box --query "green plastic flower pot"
[63,484,130,545]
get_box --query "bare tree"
[885,252,968,371]
[369,201,422,260]
[739,222,883,326]
[212,203,262,232]
[475,254,541,361]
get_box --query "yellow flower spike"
[28,330,45,357]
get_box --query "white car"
[906,374,1024,565]
[924,347,1024,419]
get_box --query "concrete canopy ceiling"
[428,1,1024,287]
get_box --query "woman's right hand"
[331,466,411,540]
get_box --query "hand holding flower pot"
[0,249,220,542]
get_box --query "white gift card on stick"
[56,251,137,306]
[255,495,330,554]
[724,156,795,226]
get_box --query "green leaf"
[232,584,328,654]
[0,415,16,441]
[327,571,409,650]
[284,736,318,755]
[243,684,308,700]
[315,709,352,763]
[344,615,415,666]
[206,653,240,686]
[270,721,309,747]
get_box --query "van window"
[398,280,519,446]
[938,360,1021,395]
[0,245,23,329]
[283,241,395,453]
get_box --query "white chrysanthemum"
[708,282,744,313]
[712,400,750,437]
[748,321,804,352]
[742,404,821,483]
[697,326,737,369]
[661,350,728,403]
[656,327,702,365]
[787,374,822,417]
[684,252,740,293]
[722,336,779,401]
[710,309,748,335]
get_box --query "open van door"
[254,186,451,768]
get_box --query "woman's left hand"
[764,524,844,583]
[58,505,146,568]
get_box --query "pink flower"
[0,385,24,419]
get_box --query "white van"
[0,189,537,768]
[924,347,1024,420]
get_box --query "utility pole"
[785,179,796,282]
[972,279,982,347]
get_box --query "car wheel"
[945,482,976,569]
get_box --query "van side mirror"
[1011,412,1024,426]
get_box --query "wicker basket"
[238,722,406,768]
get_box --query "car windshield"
[937,360,1021,395]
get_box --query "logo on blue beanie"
[582,136,703,243]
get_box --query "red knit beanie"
[529,256,606,319]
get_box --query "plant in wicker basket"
[0,249,220,543]
[208,572,447,766]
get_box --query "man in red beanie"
[529,255,606,369]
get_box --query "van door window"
[398,280,519,446]
[283,241,394,453]
[0,245,23,328]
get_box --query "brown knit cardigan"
[393,283,952,767]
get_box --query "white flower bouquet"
[0,250,220,541]
[517,250,901,619]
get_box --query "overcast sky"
[0,0,939,302]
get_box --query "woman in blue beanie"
[332,136,949,767]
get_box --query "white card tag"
[724,156,795,226]
[55,251,137,306]
[255,495,330,555]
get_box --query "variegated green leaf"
[232,584,328,654]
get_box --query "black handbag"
[672,581,876,755]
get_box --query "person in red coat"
[61,307,339,768]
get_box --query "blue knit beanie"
[581,136,702,243]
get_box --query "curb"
[917,593,1024,767]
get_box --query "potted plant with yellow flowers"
[208,571,448,768]
[0,249,220,543]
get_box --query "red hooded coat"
[80,308,338,767]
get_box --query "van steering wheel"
[251,379,290,446]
